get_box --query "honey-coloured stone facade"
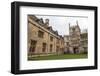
[28,15,64,55]
[64,22,88,54]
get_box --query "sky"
[36,15,88,36]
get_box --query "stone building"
[28,15,64,55]
[80,31,88,53]
[64,21,88,54]
[64,35,70,53]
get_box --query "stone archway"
[73,47,78,54]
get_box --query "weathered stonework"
[64,22,88,54]
[28,15,88,55]
[28,15,64,55]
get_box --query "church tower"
[69,21,81,53]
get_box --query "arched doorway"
[73,47,78,54]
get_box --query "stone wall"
[28,16,64,55]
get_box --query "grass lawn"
[28,54,88,61]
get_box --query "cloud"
[36,15,88,36]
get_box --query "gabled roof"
[28,15,63,38]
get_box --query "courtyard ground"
[28,54,88,61]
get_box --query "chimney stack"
[45,19,49,26]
